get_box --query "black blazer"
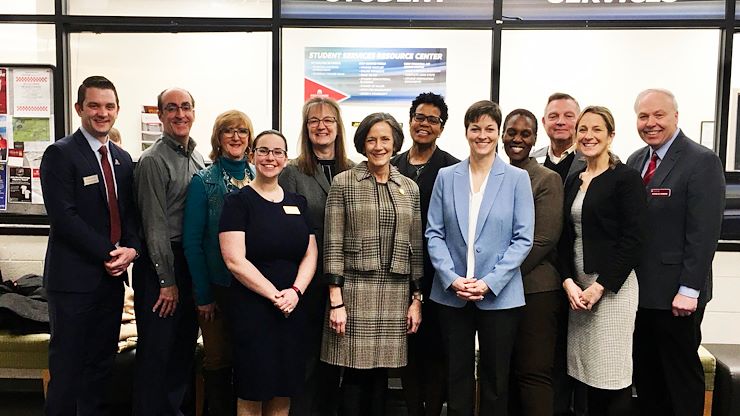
[558,162,647,293]
[626,131,725,309]
[40,129,140,293]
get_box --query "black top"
[391,146,459,296]
[318,159,337,184]
[544,151,576,183]
[557,162,647,293]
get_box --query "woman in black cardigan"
[558,106,647,416]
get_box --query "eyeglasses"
[221,128,250,138]
[163,103,194,114]
[307,117,337,128]
[254,147,287,158]
[412,113,442,126]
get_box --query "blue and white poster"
[305,47,446,103]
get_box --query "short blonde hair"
[209,110,254,161]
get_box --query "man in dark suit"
[627,88,725,416]
[40,75,140,415]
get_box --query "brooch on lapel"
[398,188,405,195]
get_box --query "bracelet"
[330,303,345,310]
[291,286,303,298]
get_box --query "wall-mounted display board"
[0,64,54,222]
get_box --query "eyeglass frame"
[412,112,442,126]
[163,103,194,114]
[221,127,250,138]
[306,117,338,128]
[253,146,287,158]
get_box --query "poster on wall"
[0,163,6,211]
[0,115,8,162]
[12,69,52,118]
[304,47,446,103]
[282,0,494,20]
[0,68,7,114]
[31,168,43,205]
[8,166,31,203]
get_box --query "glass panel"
[69,32,272,159]
[282,0,494,20]
[0,24,55,65]
[725,32,740,171]
[282,28,492,162]
[503,0,724,21]
[499,29,719,163]
[67,0,271,18]
[0,0,54,14]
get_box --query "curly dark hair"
[409,92,449,127]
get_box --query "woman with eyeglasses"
[183,110,256,415]
[390,92,459,416]
[219,130,318,416]
[321,113,423,416]
[278,97,354,416]
[557,106,646,416]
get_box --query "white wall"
[68,32,273,160]
[500,29,720,161]
[281,28,493,162]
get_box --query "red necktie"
[99,146,121,244]
[642,152,659,186]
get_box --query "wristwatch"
[411,292,424,304]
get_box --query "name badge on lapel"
[283,205,301,215]
[650,188,671,198]
[83,174,100,186]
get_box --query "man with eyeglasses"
[391,92,458,416]
[133,87,205,416]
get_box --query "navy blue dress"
[219,185,313,401]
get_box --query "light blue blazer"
[426,155,535,310]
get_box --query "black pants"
[439,303,521,416]
[339,368,388,416]
[45,277,124,416]
[586,386,632,416]
[509,291,564,416]
[133,244,199,416]
[634,307,706,416]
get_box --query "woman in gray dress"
[279,97,354,416]
[321,112,423,416]
[558,106,647,416]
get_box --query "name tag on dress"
[83,174,99,186]
[650,188,671,197]
[283,205,301,215]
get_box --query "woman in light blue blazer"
[426,100,534,416]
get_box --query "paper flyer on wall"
[31,168,43,205]
[8,166,31,203]
[0,115,8,162]
[12,69,51,117]
[0,162,6,211]
[7,146,23,167]
[0,68,7,114]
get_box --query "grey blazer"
[626,130,725,309]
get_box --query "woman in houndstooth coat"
[320,112,424,415]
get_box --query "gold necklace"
[229,175,250,189]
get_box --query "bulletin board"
[0,64,55,228]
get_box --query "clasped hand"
[452,277,489,302]
[563,278,604,311]
[273,288,299,317]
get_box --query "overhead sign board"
[503,0,724,20]
[282,0,495,20]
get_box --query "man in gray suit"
[627,88,725,416]
[531,92,585,416]
[531,92,586,183]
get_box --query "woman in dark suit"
[320,112,423,416]
[278,97,354,416]
[558,106,647,416]
[502,109,564,416]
